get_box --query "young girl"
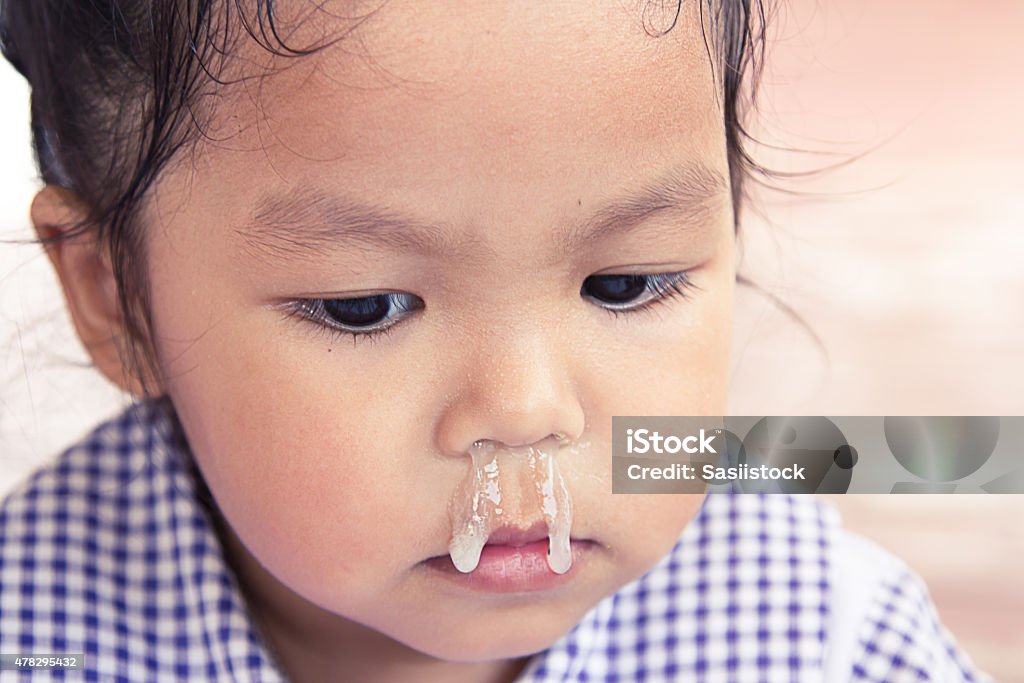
[0,1,992,681]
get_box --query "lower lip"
[424,539,594,593]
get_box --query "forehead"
[170,1,727,246]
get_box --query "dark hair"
[0,0,770,396]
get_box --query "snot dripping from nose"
[447,438,576,575]
[528,446,573,574]
[448,441,502,573]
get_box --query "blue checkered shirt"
[1,399,993,681]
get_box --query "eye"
[581,271,695,313]
[285,293,423,342]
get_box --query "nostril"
[471,432,577,455]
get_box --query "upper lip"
[486,521,549,546]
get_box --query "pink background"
[733,2,1024,679]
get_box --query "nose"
[435,328,586,456]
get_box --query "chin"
[396,611,582,663]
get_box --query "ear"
[30,185,159,396]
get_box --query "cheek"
[579,250,732,565]
[584,247,735,425]
[147,291,455,598]
[654,243,734,413]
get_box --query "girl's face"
[140,0,734,663]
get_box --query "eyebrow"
[235,162,728,262]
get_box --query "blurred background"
[730,1,1024,679]
[1,0,1021,680]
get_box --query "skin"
[33,2,736,681]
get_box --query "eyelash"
[585,271,697,318]
[281,270,697,345]
[280,294,421,346]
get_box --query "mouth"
[423,522,598,593]
[483,521,549,546]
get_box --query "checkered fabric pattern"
[0,399,992,682]
[849,569,989,683]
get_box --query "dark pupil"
[323,296,391,326]
[582,274,647,303]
